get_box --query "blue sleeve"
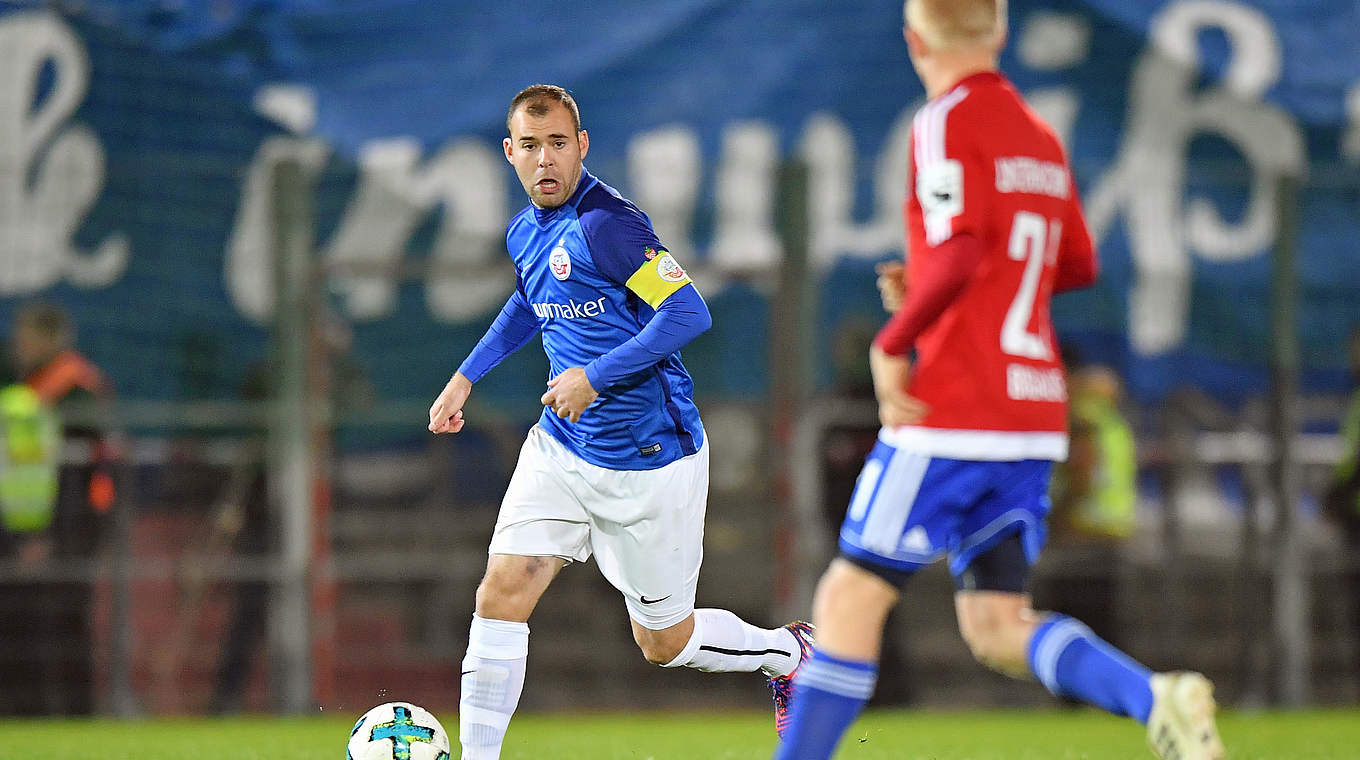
[456,288,541,383]
[578,196,662,286]
[585,283,711,391]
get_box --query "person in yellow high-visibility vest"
[0,383,61,534]
[0,304,112,716]
[1050,365,1138,542]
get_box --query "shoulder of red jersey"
[911,85,974,246]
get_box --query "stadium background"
[0,0,1358,722]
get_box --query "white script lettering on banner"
[325,136,511,322]
[224,84,331,322]
[1085,0,1305,355]
[225,84,512,323]
[627,121,784,290]
[0,11,128,294]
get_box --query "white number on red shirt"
[1001,210,1061,360]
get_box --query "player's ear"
[991,25,1008,55]
[905,27,929,59]
[503,136,514,163]
[577,129,589,160]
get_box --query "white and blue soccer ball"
[347,701,452,760]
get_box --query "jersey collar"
[531,168,599,227]
[938,70,1007,101]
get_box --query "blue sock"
[1027,614,1154,723]
[773,650,877,760]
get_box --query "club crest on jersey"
[643,246,661,260]
[548,244,572,280]
[655,253,687,283]
[917,159,963,217]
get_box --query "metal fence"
[6,164,1358,717]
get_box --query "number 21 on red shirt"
[1002,210,1061,362]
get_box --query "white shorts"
[488,424,708,630]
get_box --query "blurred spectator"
[1323,326,1360,690]
[205,364,273,715]
[0,303,113,715]
[1038,353,1137,650]
[1049,360,1137,542]
[208,307,371,713]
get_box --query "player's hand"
[875,260,906,314]
[540,367,598,424]
[428,372,472,434]
[869,343,928,427]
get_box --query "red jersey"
[877,72,1097,461]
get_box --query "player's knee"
[633,628,686,665]
[474,559,554,621]
[637,640,682,666]
[957,611,1031,677]
[473,581,523,621]
[965,634,1029,678]
[961,626,1008,672]
[813,559,899,624]
[810,573,849,623]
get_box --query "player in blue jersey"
[428,85,814,760]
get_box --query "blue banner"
[0,0,1357,406]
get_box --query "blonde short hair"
[904,0,1006,50]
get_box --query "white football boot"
[1147,672,1226,760]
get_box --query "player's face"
[504,103,589,209]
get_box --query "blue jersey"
[504,170,705,470]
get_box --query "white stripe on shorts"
[859,449,930,556]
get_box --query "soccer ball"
[347,701,452,760]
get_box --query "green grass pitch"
[0,708,1355,759]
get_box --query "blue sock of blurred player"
[1027,613,1154,722]
[773,649,877,760]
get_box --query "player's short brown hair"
[506,84,582,137]
[904,0,1006,50]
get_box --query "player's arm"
[879,107,992,353]
[584,209,710,392]
[542,279,709,423]
[586,283,709,391]
[542,205,709,423]
[869,233,981,427]
[429,285,540,433]
[874,233,983,356]
[871,115,990,426]
[1054,172,1098,293]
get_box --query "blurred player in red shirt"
[775,2,1224,759]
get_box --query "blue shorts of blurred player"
[837,436,1051,590]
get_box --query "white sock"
[459,614,529,760]
[662,608,801,676]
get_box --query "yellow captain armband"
[625,247,692,309]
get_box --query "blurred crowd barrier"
[0,382,1356,716]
